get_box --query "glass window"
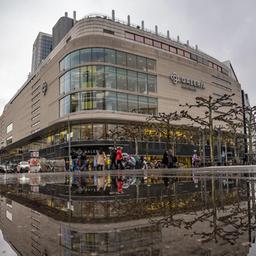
[145,38,153,46]
[127,70,137,92]
[138,73,147,94]
[80,91,93,110]
[70,68,80,91]
[117,93,128,112]
[116,68,127,90]
[72,125,81,141]
[137,56,147,71]
[64,54,71,70]
[105,91,117,111]
[70,51,80,67]
[202,58,208,65]
[105,49,116,64]
[81,124,93,140]
[135,35,144,43]
[80,49,91,64]
[128,94,138,113]
[105,66,116,89]
[93,124,104,140]
[177,49,184,56]
[95,66,105,87]
[162,44,169,50]
[116,51,126,66]
[125,32,135,40]
[60,72,70,94]
[92,48,104,62]
[127,54,136,69]
[190,53,197,61]
[148,75,157,93]
[60,59,65,72]
[60,95,70,117]
[93,91,104,110]
[71,93,79,112]
[138,96,148,114]
[148,98,158,115]
[184,51,190,58]
[90,66,97,88]
[153,41,161,48]
[170,46,177,53]
[147,59,156,72]
[81,66,92,89]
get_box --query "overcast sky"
[0,0,255,113]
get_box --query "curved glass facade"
[59,48,158,117]
[59,48,156,73]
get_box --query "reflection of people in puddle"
[117,177,123,193]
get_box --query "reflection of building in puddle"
[0,196,162,255]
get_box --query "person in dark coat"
[162,151,168,168]
[109,147,117,170]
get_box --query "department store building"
[0,11,242,161]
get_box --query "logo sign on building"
[169,72,205,91]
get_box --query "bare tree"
[180,94,237,165]
[146,112,181,151]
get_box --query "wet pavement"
[1,167,256,255]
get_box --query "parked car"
[17,161,30,173]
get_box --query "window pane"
[72,125,81,141]
[138,73,147,94]
[145,38,153,45]
[63,72,71,93]
[81,66,92,89]
[170,46,176,53]
[81,124,93,140]
[184,51,190,58]
[153,41,161,48]
[148,75,157,93]
[162,44,169,51]
[92,48,104,62]
[60,76,64,95]
[70,68,80,91]
[116,51,126,66]
[93,124,104,140]
[70,51,80,67]
[135,35,144,43]
[59,95,70,117]
[105,91,117,111]
[105,49,116,64]
[91,66,97,88]
[147,59,156,72]
[137,56,147,71]
[116,68,127,90]
[80,49,91,64]
[95,66,105,87]
[80,91,93,110]
[117,93,128,112]
[127,54,136,69]
[138,96,148,114]
[71,93,79,112]
[64,54,71,70]
[127,70,137,92]
[148,98,158,115]
[177,49,184,56]
[60,59,65,72]
[125,32,135,40]
[128,94,138,113]
[105,66,116,89]
[93,91,104,110]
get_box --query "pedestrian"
[116,147,124,169]
[96,149,106,171]
[109,147,117,170]
[192,150,200,168]
[162,150,168,168]
[167,150,174,168]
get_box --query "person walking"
[116,147,124,170]
[109,147,117,170]
[96,149,106,171]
